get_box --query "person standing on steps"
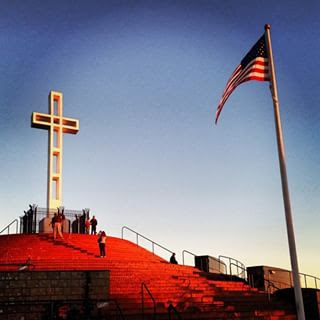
[90,215,98,235]
[97,231,107,258]
[53,211,64,240]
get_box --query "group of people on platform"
[51,209,99,239]
[50,208,107,258]
[22,205,179,263]
[71,210,98,235]
[85,215,98,234]
[22,204,37,234]
[21,204,108,257]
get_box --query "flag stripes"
[215,35,270,124]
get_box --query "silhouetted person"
[170,253,178,264]
[59,207,66,232]
[27,204,33,234]
[22,211,28,234]
[80,210,86,234]
[50,213,57,234]
[72,214,79,233]
[90,216,98,235]
[33,205,37,232]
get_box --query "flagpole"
[264,24,305,320]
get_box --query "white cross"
[32,91,79,209]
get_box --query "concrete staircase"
[0,234,296,319]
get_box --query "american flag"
[215,34,270,124]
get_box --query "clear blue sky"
[1,0,319,278]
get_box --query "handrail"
[219,255,246,278]
[103,299,126,320]
[168,303,182,320]
[229,262,246,280]
[264,278,290,290]
[299,272,320,289]
[141,282,156,320]
[122,226,174,256]
[269,268,320,289]
[267,268,320,290]
[264,279,281,302]
[0,219,19,235]
[182,250,196,265]
[265,279,281,291]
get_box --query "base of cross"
[21,207,89,234]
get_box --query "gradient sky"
[1,0,319,279]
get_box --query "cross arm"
[61,116,79,134]
[31,112,51,130]
[31,112,79,134]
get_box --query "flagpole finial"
[265,24,271,30]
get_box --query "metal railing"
[168,303,182,320]
[182,252,320,291]
[99,299,126,320]
[20,207,85,234]
[218,255,246,279]
[264,279,281,301]
[141,282,156,320]
[229,262,247,280]
[121,226,174,257]
[182,250,196,265]
[299,272,320,289]
[0,219,19,235]
[265,268,320,290]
